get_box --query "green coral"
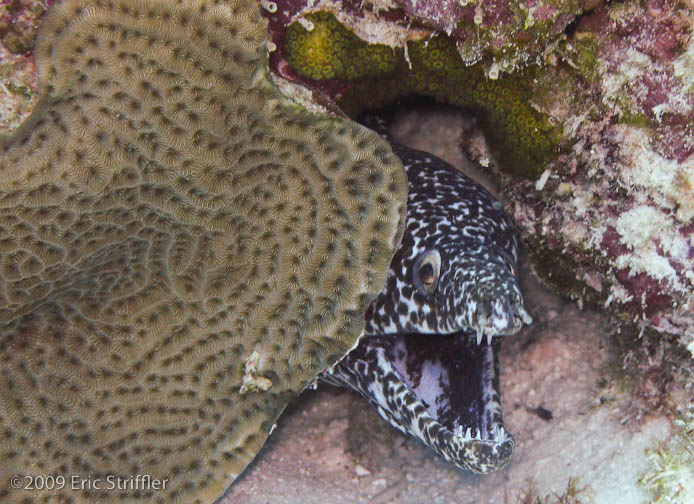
[284,12,398,80]
[284,12,564,179]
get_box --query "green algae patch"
[639,406,694,503]
[284,12,564,179]
[284,12,399,80]
[569,33,602,85]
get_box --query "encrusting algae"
[0,0,407,502]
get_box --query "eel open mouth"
[326,330,513,474]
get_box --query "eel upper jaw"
[325,330,514,474]
[460,273,532,344]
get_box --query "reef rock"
[0,0,48,55]
[263,0,601,76]
[265,0,694,353]
[497,1,694,351]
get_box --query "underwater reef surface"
[6,0,693,352]
[0,0,47,55]
[226,108,689,504]
[261,0,694,354]
[1,1,693,503]
[0,0,43,131]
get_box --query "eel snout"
[459,266,532,344]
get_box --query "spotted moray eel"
[322,116,532,474]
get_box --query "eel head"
[326,234,530,473]
[324,137,532,473]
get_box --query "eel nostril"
[478,302,489,321]
[502,300,513,318]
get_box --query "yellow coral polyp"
[284,12,562,179]
[285,12,398,81]
[289,18,343,79]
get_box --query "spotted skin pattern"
[364,137,530,339]
[324,116,531,473]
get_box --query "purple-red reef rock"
[468,1,694,350]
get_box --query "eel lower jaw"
[325,330,514,474]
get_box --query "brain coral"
[0,0,406,502]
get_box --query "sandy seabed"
[223,107,676,504]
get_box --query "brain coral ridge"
[0,0,407,502]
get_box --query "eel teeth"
[475,331,494,346]
[519,305,533,325]
[456,427,483,441]
[491,424,509,444]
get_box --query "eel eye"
[414,249,441,295]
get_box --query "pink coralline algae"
[391,0,583,67]
[482,1,694,351]
[0,1,44,130]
